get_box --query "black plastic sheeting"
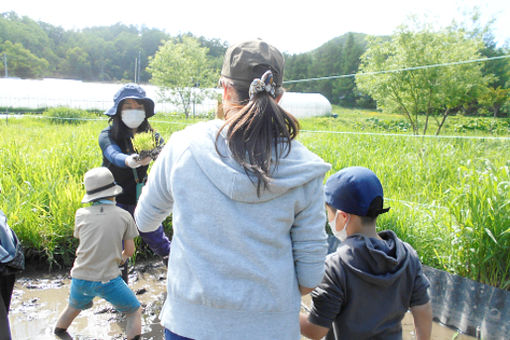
[423,266,509,340]
[326,235,510,339]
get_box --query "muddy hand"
[125,154,142,168]
[138,156,152,166]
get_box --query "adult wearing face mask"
[99,84,171,277]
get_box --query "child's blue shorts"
[69,276,140,313]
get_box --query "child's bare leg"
[125,306,142,340]
[55,304,81,330]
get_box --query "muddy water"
[8,261,476,340]
[10,261,167,340]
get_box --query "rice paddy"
[0,110,509,289]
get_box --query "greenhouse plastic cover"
[423,266,509,340]
[0,78,332,118]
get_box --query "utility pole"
[137,50,141,83]
[134,56,138,83]
[3,53,7,78]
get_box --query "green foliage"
[453,118,509,134]
[42,107,94,124]
[0,40,49,78]
[0,12,228,83]
[356,23,491,135]
[148,36,218,118]
[446,161,510,289]
[2,112,509,289]
[299,115,509,289]
[132,132,156,153]
[363,117,412,132]
[285,32,371,107]
[0,116,184,268]
[477,86,510,117]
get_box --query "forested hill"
[0,11,377,106]
[285,32,375,107]
[2,11,507,111]
[0,11,227,83]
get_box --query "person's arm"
[138,227,170,257]
[134,135,176,232]
[121,239,136,263]
[300,286,314,296]
[99,128,129,168]
[410,302,432,340]
[301,256,345,340]
[300,312,330,340]
[291,175,329,290]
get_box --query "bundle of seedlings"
[131,132,163,160]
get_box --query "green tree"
[147,36,218,117]
[284,32,370,107]
[0,12,57,73]
[356,24,490,135]
[0,40,48,78]
[63,46,91,79]
[478,86,509,117]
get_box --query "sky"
[1,0,509,54]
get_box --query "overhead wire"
[283,55,510,84]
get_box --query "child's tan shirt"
[71,204,139,282]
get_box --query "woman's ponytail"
[218,70,299,196]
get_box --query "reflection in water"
[9,261,476,340]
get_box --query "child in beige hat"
[54,167,141,340]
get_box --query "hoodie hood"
[187,120,330,203]
[336,230,411,287]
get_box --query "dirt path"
[8,260,475,340]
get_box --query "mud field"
[8,260,475,340]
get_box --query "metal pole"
[134,57,138,83]
[137,50,141,83]
[3,53,7,78]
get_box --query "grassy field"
[0,108,509,289]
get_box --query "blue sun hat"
[104,83,155,117]
[324,166,390,217]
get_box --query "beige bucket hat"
[81,167,123,203]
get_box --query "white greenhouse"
[0,78,332,118]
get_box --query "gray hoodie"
[135,119,331,340]
[309,230,430,340]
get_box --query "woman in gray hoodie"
[134,40,331,340]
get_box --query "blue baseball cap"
[324,166,390,217]
[104,83,155,117]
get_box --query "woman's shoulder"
[171,120,222,142]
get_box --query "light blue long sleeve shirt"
[135,120,330,340]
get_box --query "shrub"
[42,107,93,124]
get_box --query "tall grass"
[1,113,509,289]
[0,117,181,268]
[297,118,509,289]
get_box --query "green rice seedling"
[0,115,184,268]
[132,131,158,159]
[132,132,156,153]
[297,118,509,289]
[2,112,510,290]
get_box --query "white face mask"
[121,109,146,129]
[329,212,350,242]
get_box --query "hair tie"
[249,70,276,101]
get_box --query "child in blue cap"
[300,166,432,340]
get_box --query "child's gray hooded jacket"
[135,119,330,340]
[309,230,430,340]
